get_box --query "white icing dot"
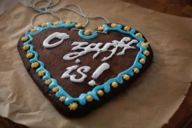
[88,80,96,86]
[75,59,81,63]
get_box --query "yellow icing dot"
[52,87,59,92]
[38,70,45,77]
[26,53,33,59]
[65,20,71,24]
[123,74,130,80]
[134,68,140,74]
[30,28,37,32]
[97,26,104,31]
[143,50,150,56]
[44,79,52,85]
[124,26,130,31]
[141,42,149,48]
[111,82,118,88]
[140,59,146,64]
[111,23,117,28]
[86,95,93,102]
[59,96,66,102]
[75,23,82,28]
[21,36,29,42]
[22,45,29,51]
[53,21,59,25]
[84,29,92,36]
[68,102,78,110]
[41,23,47,27]
[31,62,39,68]
[97,90,104,96]
[136,33,143,37]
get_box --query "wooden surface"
[123,0,192,17]
[1,0,191,17]
[0,0,18,16]
[0,0,192,128]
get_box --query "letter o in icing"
[43,32,70,48]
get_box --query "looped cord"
[19,0,109,27]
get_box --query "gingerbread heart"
[17,21,153,117]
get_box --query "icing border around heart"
[18,20,153,115]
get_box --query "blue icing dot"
[39,22,53,30]
[48,79,58,89]
[51,21,64,28]
[30,29,41,35]
[56,86,72,98]
[62,22,76,28]
[23,36,33,45]
[103,24,123,33]
[65,97,74,105]
[78,30,98,40]
[116,75,124,84]
[42,71,51,80]
[76,94,87,105]
[28,51,38,63]
[42,70,51,80]
[103,83,111,93]
[50,21,76,28]
[36,62,45,73]
[121,68,134,76]
[87,91,99,101]
[24,44,34,52]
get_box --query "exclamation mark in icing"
[88,63,110,86]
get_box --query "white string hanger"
[19,0,109,28]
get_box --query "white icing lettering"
[63,42,103,60]
[100,41,118,61]
[63,37,138,61]
[43,32,70,48]
[61,65,79,79]
[116,39,138,55]
[92,63,110,79]
[42,34,139,85]
[88,80,96,86]
[61,65,91,83]
[70,66,91,83]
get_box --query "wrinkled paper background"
[0,0,192,128]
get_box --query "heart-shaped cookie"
[17,21,153,117]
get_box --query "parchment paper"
[0,0,192,128]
